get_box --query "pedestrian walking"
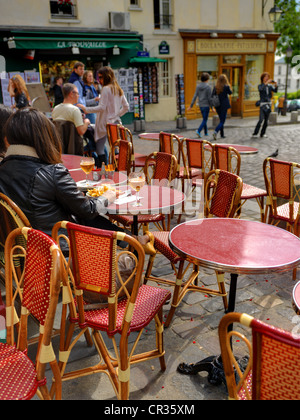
[77,66,129,167]
[8,74,31,109]
[277,95,285,116]
[212,74,232,141]
[188,72,212,138]
[252,72,278,138]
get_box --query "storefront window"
[159,60,171,97]
[197,56,218,88]
[244,55,264,101]
[223,55,242,64]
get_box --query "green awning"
[129,57,167,63]
[9,32,141,50]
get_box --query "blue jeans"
[215,109,228,138]
[198,107,210,135]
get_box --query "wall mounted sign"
[159,41,170,55]
[196,39,267,54]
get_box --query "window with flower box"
[50,0,77,18]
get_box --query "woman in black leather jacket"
[0,108,117,237]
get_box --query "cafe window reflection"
[244,55,264,102]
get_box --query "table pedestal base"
[177,356,226,386]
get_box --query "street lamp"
[282,46,293,116]
[268,5,283,23]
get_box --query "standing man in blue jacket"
[68,61,87,107]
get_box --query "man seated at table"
[52,83,90,137]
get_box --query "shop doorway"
[222,67,243,116]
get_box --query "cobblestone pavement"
[35,117,300,400]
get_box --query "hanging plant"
[58,0,73,13]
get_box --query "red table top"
[205,144,259,155]
[108,185,185,216]
[62,154,83,171]
[138,133,184,141]
[169,218,300,275]
[293,282,300,313]
[69,169,127,186]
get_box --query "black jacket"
[258,83,278,103]
[0,153,107,236]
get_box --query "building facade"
[275,57,300,94]
[0,0,279,122]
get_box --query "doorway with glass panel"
[222,66,243,116]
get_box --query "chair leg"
[143,253,156,284]
[155,308,166,371]
[164,260,185,328]
[216,271,228,311]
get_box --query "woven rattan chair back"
[205,169,243,218]
[219,312,300,400]
[144,152,178,187]
[264,158,300,223]
[212,144,241,175]
[0,193,31,286]
[182,138,213,179]
[2,227,62,400]
[112,139,133,175]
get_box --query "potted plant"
[58,0,73,14]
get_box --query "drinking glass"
[80,157,95,186]
[128,172,145,207]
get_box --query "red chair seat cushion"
[110,214,165,226]
[0,343,38,400]
[273,202,300,223]
[152,231,183,264]
[241,183,267,200]
[71,285,171,337]
[237,371,252,400]
[178,167,202,178]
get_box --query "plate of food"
[86,184,126,198]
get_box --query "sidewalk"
[41,119,300,401]
[127,113,298,134]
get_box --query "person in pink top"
[78,66,129,167]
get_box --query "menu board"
[115,68,136,114]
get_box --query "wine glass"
[80,157,95,186]
[128,172,145,207]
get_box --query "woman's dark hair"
[3,108,62,164]
[261,72,270,83]
[98,67,123,96]
[0,105,13,157]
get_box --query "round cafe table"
[205,143,259,155]
[61,154,127,190]
[169,218,300,383]
[293,281,300,315]
[108,184,185,236]
[138,132,184,141]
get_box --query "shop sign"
[137,51,150,57]
[159,41,170,55]
[196,39,267,54]
[57,41,108,49]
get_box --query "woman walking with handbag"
[212,74,232,141]
[188,72,212,138]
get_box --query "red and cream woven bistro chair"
[0,227,62,400]
[112,139,133,176]
[213,144,267,222]
[106,123,120,164]
[263,158,300,234]
[219,312,300,400]
[118,125,148,170]
[263,158,300,279]
[52,222,171,400]
[110,152,178,233]
[144,169,243,327]
[0,193,31,285]
[181,138,213,186]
